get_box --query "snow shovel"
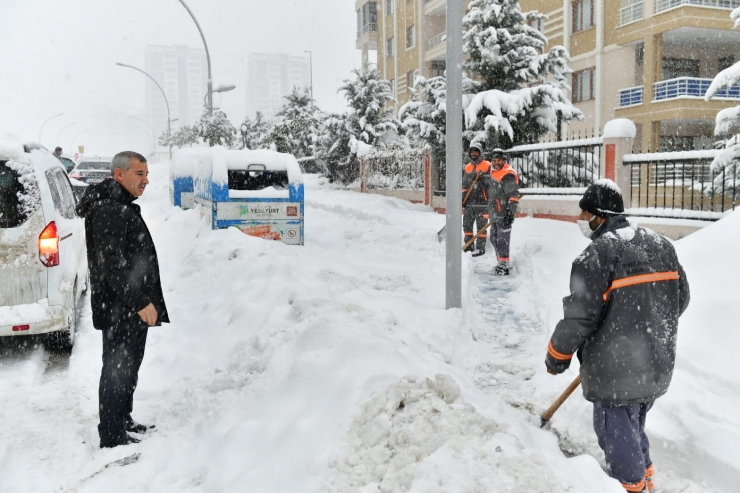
[437,172,482,243]
[540,374,582,428]
[461,220,492,252]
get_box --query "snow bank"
[602,118,636,139]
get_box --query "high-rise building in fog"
[246,53,311,120]
[144,45,207,141]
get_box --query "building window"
[357,10,361,38]
[362,2,378,33]
[719,56,735,72]
[431,60,446,77]
[387,37,395,57]
[572,68,595,102]
[662,58,699,79]
[527,17,545,34]
[407,70,417,90]
[406,25,415,49]
[386,0,394,15]
[572,0,594,33]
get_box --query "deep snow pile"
[0,161,736,492]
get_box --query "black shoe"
[494,263,511,276]
[100,433,140,449]
[472,249,486,258]
[125,416,156,434]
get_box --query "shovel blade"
[437,225,446,243]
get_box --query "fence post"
[360,157,366,193]
[602,119,636,208]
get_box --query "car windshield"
[0,161,28,228]
[77,161,110,171]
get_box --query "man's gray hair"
[112,151,147,172]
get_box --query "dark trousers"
[489,222,512,262]
[98,322,148,442]
[463,207,488,250]
[593,401,654,490]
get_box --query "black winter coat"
[76,179,169,330]
[546,215,690,405]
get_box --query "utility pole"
[177,0,213,116]
[445,0,463,309]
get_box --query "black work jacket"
[546,215,690,405]
[462,160,492,208]
[76,179,169,330]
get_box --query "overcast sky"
[0,0,359,156]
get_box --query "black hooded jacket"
[546,215,690,405]
[76,179,169,330]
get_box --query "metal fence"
[362,148,425,190]
[625,150,738,218]
[507,137,604,190]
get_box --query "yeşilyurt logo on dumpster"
[238,204,281,218]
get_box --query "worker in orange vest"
[487,148,520,275]
[462,143,492,257]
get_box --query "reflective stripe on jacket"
[546,215,690,405]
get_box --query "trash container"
[193,147,304,245]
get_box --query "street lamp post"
[116,62,172,159]
[304,50,313,98]
[177,0,213,117]
[39,113,64,144]
[57,122,77,146]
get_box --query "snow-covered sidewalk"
[0,163,735,492]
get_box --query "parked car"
[0,140,88,350]
[68,156,112,185]
[57,154,76,173]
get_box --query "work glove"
[503,209,515,226]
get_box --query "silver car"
[69,156,112,185]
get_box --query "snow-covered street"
[0,163,737,492]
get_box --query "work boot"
[494,262,511,276]
[125,415,156,434]
[100,433,140,449]
[472,248,486,258]
[463,241,475,253]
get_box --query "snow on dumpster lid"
[0,140,25,161]
[171,147,213,180]
[225,149,304,184]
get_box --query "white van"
[0,141,88,349]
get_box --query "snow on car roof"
[0,140,25,161]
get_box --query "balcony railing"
[618,86,644,107]
[363,22,377,34]
[427,32,446,50]
[655,0,740,13]
[653,77,740,101]
[619,1,644,25]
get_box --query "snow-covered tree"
[704,7,740,198]
[197,109,237,148]
[264,87,323,158]
[462,0,582,148]
[316,68,402,183]
[159,125,200,150]
[399,76,447,165]
[240,112,272,150]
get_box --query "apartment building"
[355,0,740,152]
[246,53,311,121]
[145,45,207,140]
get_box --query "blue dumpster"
[193,147,304,245]
[170,148,213,209]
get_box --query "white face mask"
[577,216,599,239]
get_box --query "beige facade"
[355,0,740,151]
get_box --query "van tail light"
[39,221,60,267]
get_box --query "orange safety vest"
[464,161,491,174]
[489,163,520,212]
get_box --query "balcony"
[427,32,446,50]
[653,77,740,101]
[357,23,378,39]
[618,86,644,107]
[618,1,644,26]
[655,0,740,13]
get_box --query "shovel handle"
[540,374,582,428]
[461,220,492,251]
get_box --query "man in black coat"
[76,151,170,448]
[545,180,690,493]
